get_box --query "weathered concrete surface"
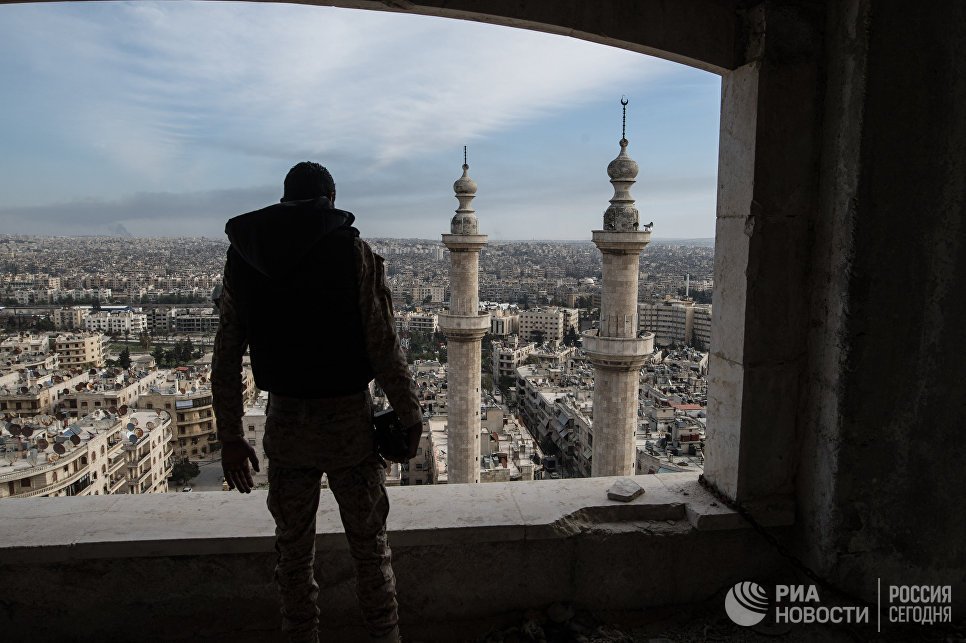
[705,2,825,505]
[799,0,966,604]
[0,474,792,641]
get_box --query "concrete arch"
[4,0,746,73]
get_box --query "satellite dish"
[145,421,155,430]
[40,415,53,426]
[53,443,66,454]
[20,426,33,438]
[118,405,128,416]
[135,428,144,438]
[75,384,84,391]
[36,438,48,450]
[126,422,135,432]
[127,432,137,444]
[4,451,16,465]
[109,406,118,415]
[48,453,59,463]
[69,434,81,446]
[27,449,38,466]
[131,417,138,426]
[8,424,21,437]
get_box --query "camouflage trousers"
[264,390,398,643]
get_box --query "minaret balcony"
[441,233,488,251]
[591,230,651,253]
[582,332,654,369]
[438,312,490,339]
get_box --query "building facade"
[52,332,105,368]
[0,409,173,499]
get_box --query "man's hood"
[225,197,359,278]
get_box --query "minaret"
[439,148,490,484]
[585,99,654,476]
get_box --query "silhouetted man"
[212,161,422,643]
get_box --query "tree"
[563,325,580,347]
[170,458,200,487]
[118,347,132,369]
[151,345,167,367]
[532,329,546,345]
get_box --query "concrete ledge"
[0,473,749,563]
[0,474,795,642]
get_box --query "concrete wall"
[0,474,788,642]
[799,0,966,599]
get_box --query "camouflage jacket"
[211,237,422,442]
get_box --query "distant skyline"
[0,2,721,240]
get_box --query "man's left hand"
[222,438,260,493]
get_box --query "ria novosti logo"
[725,581,770,626]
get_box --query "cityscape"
[0,221,714,496]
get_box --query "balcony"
[108,476,126,494]
[12,466,88,498]
[0,474,796,640]
[108,456,126,475]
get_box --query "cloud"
[0,2,719,239]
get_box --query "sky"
[0,2,721,240]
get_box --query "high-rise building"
[438,153,490,484]
[583,103,655,477]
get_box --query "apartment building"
[144,307,177,334]
[422,411,540,485]
[518,307,578,343]
[51,332,105,368]
[515,363,596,478]
[394,311,439,335]
[139,366,254,462]
[478,410,540,482]
[692,304,712,350]
[491,336,536,382]
[0,409,173,498]
[489,309,519,336]
[173,308,219,334]
[53,306,90,330]
[84,310,148,336]
[411,285,444,304]
[61,368,168,417]
[638,298,694,347]
[0,381,59,415]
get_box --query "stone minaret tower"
[439,148,490,484]
[585,100,654,477]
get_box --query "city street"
[169,457,226,493]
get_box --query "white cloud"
[0,2,718,238]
